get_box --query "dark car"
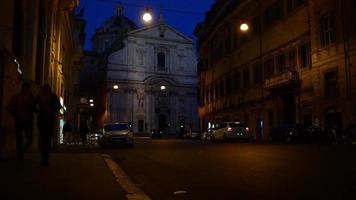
[269,124,303,143]
[325,127,353,144]
[150,129,163,139]
[301,125,328,143]
[183,130,201,139]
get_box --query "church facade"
[84,5,198,134]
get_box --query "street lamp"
[160,85,166,90]
[142,8,152,23]
[89,99,94,103]
[113,84,119,90]
[240,23,249,32]
[90,103,94,107]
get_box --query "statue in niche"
[136,89,145,108]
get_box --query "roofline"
[128,23,193,43]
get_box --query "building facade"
[82,5,198,134]
[0,0,85,158]
[195,0,356,139]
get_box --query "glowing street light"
[90,103,94,107]
[89,99,94,103]
[160,85,166,90]
[240,23,249,32]
[142,8,152,23]
[113,84,119,90]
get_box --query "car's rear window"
[229,122,247,127]
[104,124,128,131]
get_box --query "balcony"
[264,71,300,90]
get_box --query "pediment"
[129,24,193,43]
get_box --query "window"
[277,54,286,73]
[287,49,296,70]
[287,0,305,14]
[300,42,311,68]
[104,40,110,49]
[226,76,231,94]
[320,12,336,47]
[243,68,250,88]
[233,71,241,92]
[264,0,284,28]
[157,52,165,70]
[264,58,275,79]
[324,71,338,97]
[254,63,262,84]
[233,31,238,49]
[225,38,230,55]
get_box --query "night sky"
[78,0,215,50]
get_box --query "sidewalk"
[0,151,127,200]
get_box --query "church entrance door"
[158,114,167,132]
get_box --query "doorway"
[281,94,296,123]
[158,114,167,131]
[138,120,144,133]
[324,111,343,129]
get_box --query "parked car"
[325,127,353,144]
[211,122,251,142]
[183,130,201,139]
[269,124,304,143]
[150,129,163,139]
[99,123,134,147]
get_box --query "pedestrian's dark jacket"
[7,90,35,122]
[35,92,61,118]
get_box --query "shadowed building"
[0,0,85,158]
[195,0,356,139]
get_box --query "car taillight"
[245,127,250,132]
[227,127,232,132]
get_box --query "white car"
[99,123,134,147]
[211,122,251,141]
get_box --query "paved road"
[104,138,356,200]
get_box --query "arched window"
[157,52,165,71]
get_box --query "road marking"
[174,190,187,195]
[102,154,151,200]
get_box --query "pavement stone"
[0,151,127,200]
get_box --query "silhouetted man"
[35,84,61,166]
[7,83,35,163]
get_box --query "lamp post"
[238,0,264,140]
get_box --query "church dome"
[103,15,137,30]
[94,4,137,35]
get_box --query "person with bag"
[34,84,61,166]
[6,83,35,163]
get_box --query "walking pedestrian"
[79,121,89,146]
[6,83,35,163]
[63,120,73,144]
[34,84,61,166]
